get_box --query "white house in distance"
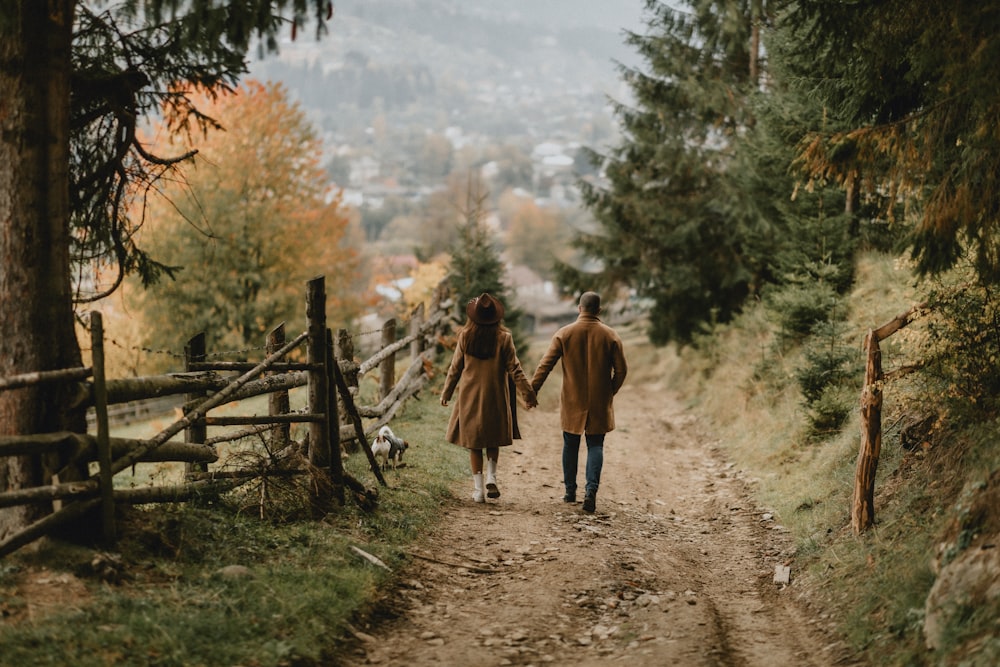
[531,140,579,206]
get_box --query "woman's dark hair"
[464,321,505,359]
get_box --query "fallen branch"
[186,469,307,481]
[112,478,247,504]
[350,545,390,570]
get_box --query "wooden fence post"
[338,328,358,389]
[90,312,116,544]
[335,328,358,453]
[380,318,396,401]
[410,302,425,360]
[325,328,344,504]
[852,329,882,534]
[306,277,331,511]
[851,303,926,534]
[267,323,290,449]
[184,332,208,475]
[430,280,448,345]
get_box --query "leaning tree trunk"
[0,1,88,537]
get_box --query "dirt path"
[341,381,855,666]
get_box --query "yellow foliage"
[400,260,449,315]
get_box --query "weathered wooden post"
[184,332,208,474]
[852,329,882,533]
[90,312,116,544]
[335,327,358,453]
[379,318,396,401]
[851,303,926,534]
[431,280,444,311]
[306,277,331,510]
[325,328,344,504]
[410,301,425,360]
[339,328,358,391]
[266,323,290,449]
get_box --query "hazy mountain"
[247,0,648,146]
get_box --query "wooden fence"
[0,276,454,557]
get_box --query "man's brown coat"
[531,312,627,435]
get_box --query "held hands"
[523,391,538,410]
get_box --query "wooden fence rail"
[0,276,455,557]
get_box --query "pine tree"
[787,0,1000,283]
[446,183,527,352]
[569,0,771,344]
[728,17,866,299]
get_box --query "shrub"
[767,281,841,339]
[918,267,1000,413]
[806,383,857,433]
[796,320,860,434]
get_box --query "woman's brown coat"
[441,329,536,449]
[531,312,628,435]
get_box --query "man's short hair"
[579,291,601,314]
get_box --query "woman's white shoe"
[485,459,500,498]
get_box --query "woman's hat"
[467,292,504,325]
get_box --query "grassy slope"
[662,252,1000,666]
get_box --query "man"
[531,291,627,512]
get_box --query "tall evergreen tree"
[728,14,865,298]
[569,0,772,344]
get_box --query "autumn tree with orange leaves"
[136,80,362,362]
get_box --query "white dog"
[370,425,409,471]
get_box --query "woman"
[440,293,537,502]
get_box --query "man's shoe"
[582,493,596,513]
[563,493,576,503]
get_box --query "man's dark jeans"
[562,431,605,498]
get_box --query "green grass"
[0,368,469,667]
